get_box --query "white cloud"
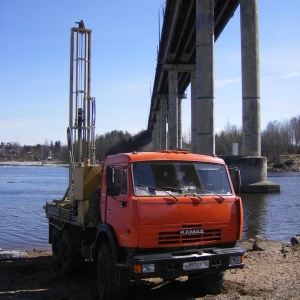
[285,71,300,78]
[215,78,241,89]
[262,71,300,81]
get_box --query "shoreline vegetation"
[1,154,300,172]
[1,237,299,299]
[1,115,300,167]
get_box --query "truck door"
[105,165,130,247]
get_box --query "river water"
[0,165,299,251]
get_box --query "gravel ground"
[0,240,299,300]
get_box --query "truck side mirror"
[234,168,241,195]
[229,167,241,195]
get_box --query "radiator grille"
[158,225,221,245]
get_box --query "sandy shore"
[1,239,299,300]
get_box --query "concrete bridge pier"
[168,69,180,150]
[223,0,279,192]
[191,70,197,154]
[178,96,183,149]
[160,97,168,150]
[152,112,158,150]
[241,0,261,156]
[195,0,215,155]
[152,89,183,151]
[155,109,161,150]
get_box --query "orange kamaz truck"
[45,150,244,299]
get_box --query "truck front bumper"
[126,246,245,279]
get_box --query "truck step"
[49,217,66,230]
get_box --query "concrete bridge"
[148,0,279,192]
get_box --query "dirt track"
[1,240,299,300]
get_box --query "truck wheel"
[51,227,61,266]
[60,230,83,273]
[206,271,224,295]
[97,243,128,300]
[89,186,102,226]
[188,274,208,295]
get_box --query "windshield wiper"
[135,184,178,202]
[196,189,225,202]
[161,190,178,201]
[191,193,203,202]
[163,186,205,202]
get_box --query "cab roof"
[105,150,225,165]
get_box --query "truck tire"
[206,271,224,295]
[60,229,83,273]
[97,243,128,300]
[89,186,102,226]
[188,274,208,295]
[51,227,61,266]
[188,271,224,295]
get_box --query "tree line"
[1,115,299,164]
[0,140,69,162]
[214,115,300,165]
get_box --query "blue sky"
[0,0,299,146]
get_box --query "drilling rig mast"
[68,20,96,186]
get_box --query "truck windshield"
[132,162,232,196]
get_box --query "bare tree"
[289,116,300,153]
[215,122,242,155]
[261,120,290,165]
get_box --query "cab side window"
[121,168,127,195]
[114,167,128,195]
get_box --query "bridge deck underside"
[149,0,239,129]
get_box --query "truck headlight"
[133,263,155,274]
[229,255,243,266]
[142,264,155,273]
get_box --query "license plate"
[183,260,209,270]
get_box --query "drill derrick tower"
[68,20,96,186]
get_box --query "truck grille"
[158,225,221,245]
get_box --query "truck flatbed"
[45,200,81,229]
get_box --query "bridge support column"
[152,119,158,151]
[160,97,168,150]
[191,70,197,153]
[195,0,215,155]
[178,97,182,149]
[168,70,179,149]
[240,0,261,156]
[155,109,161,150]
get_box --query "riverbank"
[0,161,68,167]
[267,154,300,172]
[1,238,299,300]
[2,154,300,171]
